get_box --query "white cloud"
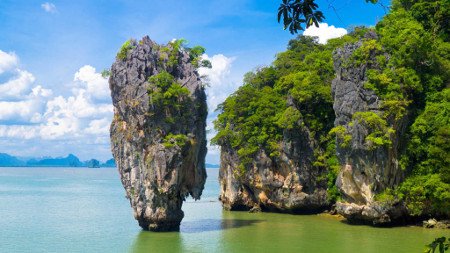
[0,50,18,74]
[74,65,110,101]
[198,54,235,111]
[0,125,38,139]
[198,54,237,164]
[39,65,113,140]
[206,116,220,156]
[198,54,233,86]
[303,23,347,44]
[85,118,110,135]
[40,88,113,139]
[0,69,36,100]
[41,2,57,13]
[0,52,113,142]
[0,84,52,124]
[0,100,43,124]
[32,85,53,98]
[0,58,50,123]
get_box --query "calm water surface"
[0,167,448,253]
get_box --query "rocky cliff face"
[331,34,408,225]
[109,36,207,231]
[219,102,330,213]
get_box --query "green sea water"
[0,167,448,253]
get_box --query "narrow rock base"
[139,220,182,232]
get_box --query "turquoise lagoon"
[0,168,448,253]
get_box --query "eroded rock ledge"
[109,36,207,231]
[218,110,330,213]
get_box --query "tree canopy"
[218,0,450,214]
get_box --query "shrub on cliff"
[214,0,449,212]
[117,40,134,60]
[212,33,366,200]
[365,0,450,217]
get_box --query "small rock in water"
[249,206,262,213]
[423,219,450,229]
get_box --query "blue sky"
[0,0,389,163]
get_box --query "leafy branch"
[425,237,450,253]
[277,0,379,34]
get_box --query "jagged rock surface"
[332,34,407,225]
[109,36,207,231]
[423,219,450,229]
[219,101,330,213]
[335,201,407,225]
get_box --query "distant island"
[0,153,116,168]
[0,152,219,168]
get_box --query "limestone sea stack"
[109,36,207,231]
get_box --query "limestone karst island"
[0,0,449,252]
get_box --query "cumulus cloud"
[85,118,111,135]
[205,117,220,157]
[37,65,113,140]
[0,50,18,74]
[0,125,38,139]
[198,54,237,164]
[198,54,235,111]
[303,23,347,44]
[0,53,50,123]
[41,2,57,13]
[0,99,45,124]
[0,50,112,146]
[40,86,113,139]
[0,69,36,100]
[74,65,110,102]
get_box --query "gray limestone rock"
[332,37,408,225]
[335,201,407,226]
[218,102,330,213]
[109,36,207,231]
[423,219,450,229]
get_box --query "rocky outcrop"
[423,219,450,229]
[332,33,407,225]
[219,103,330,213]
[335,201,407,225]
[109,36,207,231]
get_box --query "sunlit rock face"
[332,33,408,225]
[218,98,331,213]
[109,36,207,231]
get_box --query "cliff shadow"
[180,218,263,233]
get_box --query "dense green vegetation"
[396,88,450,216]
[323,0,450,217]
[215,0,449,210]
[368,0,450,217]
[147,71,191,148]
[117,40,134,60]
[161,39,212,69]
[145,39,211,149]
[212,32,367,199]
[162,133,189,148]
[101,69,111,78]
